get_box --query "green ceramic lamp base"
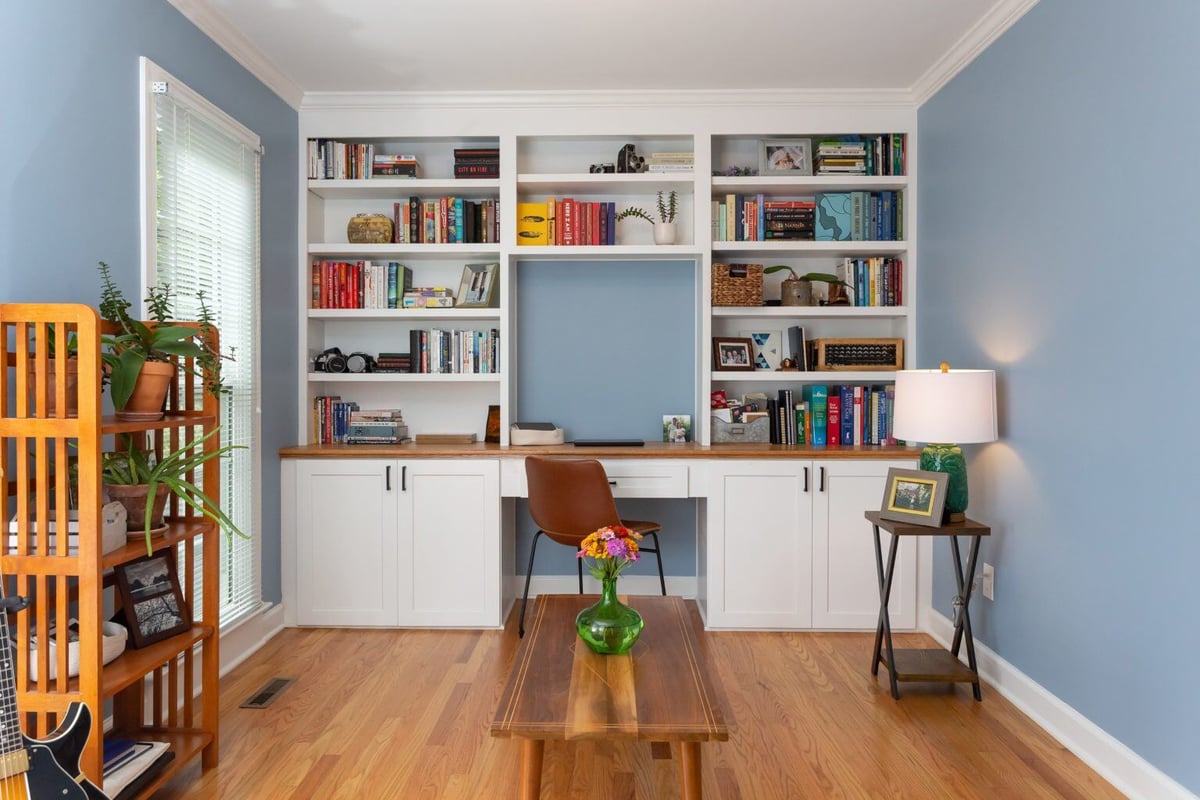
[920,443,968,521]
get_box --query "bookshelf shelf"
[712,306,909,320]
[308,243,500,260]
[711,240,907,256]
[308,372,501,383]
[712,175,908,193]
[518,172,694,195]
[308,308,500,321]
[712,371,897,384]
[513,244,702,261]
[308,177,500,200]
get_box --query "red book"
[826,392,841,447]
[590,202,601,245]
[562,199,575,245]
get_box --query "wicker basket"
[711,263,763,307]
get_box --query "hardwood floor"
[154,607,1124,799]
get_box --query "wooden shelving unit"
[1,303,220,795]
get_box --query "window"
[141,58,261,628]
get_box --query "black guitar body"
[16,701,108,800]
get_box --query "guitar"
[0,594,108,799]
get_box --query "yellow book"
[516,202,548,246]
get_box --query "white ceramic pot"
[653,222,677,245]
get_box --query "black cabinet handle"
[609,480,617,486]
[819,466,826,492]
[402,465,407,491]
[803,467,809,493]
[386,465,391,491]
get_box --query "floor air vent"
[240,677,296,709]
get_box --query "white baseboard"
[220,603,286,677]
[927,611,1197,800]
[512,574,697,600]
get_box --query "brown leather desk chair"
[519,456,666,637]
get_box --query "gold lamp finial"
[939,361,951,373]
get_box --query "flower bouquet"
[575,525,646,654]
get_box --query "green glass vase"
[576,577,644,655]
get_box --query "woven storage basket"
[711,263,763,307]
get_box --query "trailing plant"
[616,190,678,225]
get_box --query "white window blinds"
[143,59,262,629]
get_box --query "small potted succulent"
[763,265,851,306]
[616,190,679,245]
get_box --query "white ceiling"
[171,0,1037,107]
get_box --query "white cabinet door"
[294,459,399,626]
[704,461,813,628]
[397,459,501,627]
[812,459,916,630]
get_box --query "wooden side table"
[865,510,991,700]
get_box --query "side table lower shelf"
[877,648,978,684]
[106,730,212,800]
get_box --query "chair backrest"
[525,456,622,547]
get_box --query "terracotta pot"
[105,483,170,534]
[28,358,79,417]
[116,360,175,422]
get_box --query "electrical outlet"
[982,563,994,600]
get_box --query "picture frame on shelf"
[759,139,813,176]
[879,468,949,528]
[712,337,756,372]
[484,404,501,444]
[114,550,191,648]
[738,329,786,371]
[662,414,692,443]
[456,262,499,308]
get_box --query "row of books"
[837,257,904,307]
[408,328,501,374]
[454,147,499,179]
[815,134,906,176]
[390,197,500,244]
[311,260,413,309]
[815,191,904,241]
[713,196,814,242]
[307,139,423,180]
[726,385,897,446]
[517,200,617,246]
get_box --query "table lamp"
[892,363,997,522]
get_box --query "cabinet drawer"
[599,461,689,498]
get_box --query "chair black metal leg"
[644,531,667,595]
[518,530,545,638]
[577,554,584,594]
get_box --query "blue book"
[840,385,855,445]
[805,385,827,446]
[815,193,851,241]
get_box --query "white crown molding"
[927,611,1197,800]
[168,0,304,109]
[301,88,917,112]
[911,0,1041,106]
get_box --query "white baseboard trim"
[927,611,1196,800]
[512,575,697,600]
[220,603,286,677]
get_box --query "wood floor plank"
[153,613,1126,800]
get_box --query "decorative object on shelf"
[345,212,395,244]
[892,364,998,522]
[113,550,191,649]
[456,263,499,308]
[810,338,904,371]
[588,163,615,173]
[102,426,246,553]
[662,415,691,443]
[712,165,758,177]
[778,357,799,371]
[879,467,949,528]
[25,619,127,681]
[98,262,229,421]
[616,190,678,245]
[575,525,645,655]
[759,138,813,176]
[615,143,646,173]
[738,329,785,371]
[485,405,502,444]
[763,265,851,307]
[711,262,764,306]
[711,337,756,372]
[313,346,375,373]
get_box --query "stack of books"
[372,154,419,177]
[402,287,455,308]
[454,148,499,179]
[103,739,175,800]
[815,140,867,175]
[346,409,408,444]
[763,200,815,240]
[645,152,693,173]
[374,352,410,373]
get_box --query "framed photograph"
[114,550,191,648]
[456,262,499,308]
[712,337,756,372]
[484,404,501,444]
[759,139,813,176]
[738,329,786,371]
[662,414,692,443]
[879,468,949,528]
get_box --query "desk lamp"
[892,363,997,522]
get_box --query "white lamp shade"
[892,368,997,444]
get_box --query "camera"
[314,347,376,373]
[616,143,646,174]
[589,163,615,173]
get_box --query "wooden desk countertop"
[280,441,921,460]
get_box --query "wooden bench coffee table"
[491,594,728,799]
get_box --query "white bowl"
[26,621,128,680]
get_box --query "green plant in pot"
[616,190,679,244]
[103,427,246,553]
[25,323,80,416]
[763,265,852,306]
[98,262,228,421]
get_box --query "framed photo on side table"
[879,468,949,528]
[114,550,191,648]
[457,262,499,308]
[759,139,813,176]
[712,337,756,372]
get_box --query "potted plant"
[25,323,79,416]
[616,190,679,244]
[98,262,228,420]
[103,427,245,553]
[763,265,852,306]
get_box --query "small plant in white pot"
[617,190,678,244]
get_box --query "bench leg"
[518,738,544,800]
[679,741,702,800]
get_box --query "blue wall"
[515,260,698,578]
[1,1,298,604]
[919,0,1199,791]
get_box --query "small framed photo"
[738,329,786,371]
[662,414,692,443]
[456,262,499,308]
[879,468,949,528]
[114,550,191,648]
[712,337,756,372]
[759,139,813,176]
[484,404,501,444]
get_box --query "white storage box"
[509,425,564,446]
[7,503,127,555]
[26,620,128,680]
